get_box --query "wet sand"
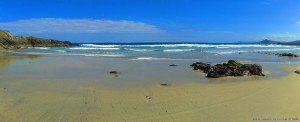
[0,55,299,121]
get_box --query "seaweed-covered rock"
[276,53,299,57]
[190,60,265,78]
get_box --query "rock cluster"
[190,60,265,78]
[276,53,299,57]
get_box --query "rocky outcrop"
[27,36,73,47]
[190,60,265,78]
[0,30,73,49]
[276,53,299,57]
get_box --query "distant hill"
[0,30,73,49]
[280,40,300,45]
[256,39,300,45]
[257,39,279,44]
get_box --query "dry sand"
[0,66,299,122]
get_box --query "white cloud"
[0,18,163,34]
[263,33,300,41]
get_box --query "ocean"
[5,43,300,63]
[1,43,299,86]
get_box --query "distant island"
[0,30,73,49]
[256,39,300,45]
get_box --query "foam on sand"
[163,49,195,52]
[130,57,199,60]
[69,47,120,50]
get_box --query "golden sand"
[0,66,299,122]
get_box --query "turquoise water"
[6,43,300,63]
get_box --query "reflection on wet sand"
[0,52,40,69]
[0,56,12,69]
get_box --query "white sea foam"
[124,44,297,48]
[55,50,67,52]
[80,44,298,49]
[130,57,199,60]
[33,47,50,49]
[69,47,119,50]
[131,57,169,60]
[256,48,300,52]
[80,44,119,47]
[125,44,212,47]
[163,49,195,52]
[214,44,296,48]
[11,51,124,57]
[213,51,250,54]
[125,48,154,52]
[82,54,124,57]
[211,48,300,54]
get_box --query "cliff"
[0,30,73,49]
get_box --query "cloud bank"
[0,18,163,34]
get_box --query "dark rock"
[295,70,300,75]
[169,64,177,66]
[27,36,73,47]
[190,60,265,78]
[276,53,299,57]
[109,71,118,74]
[145,96,152,100]
[264,52,273,55]
[227,60,241,67]
[109,71,119,77]
[207,72,224,78]
[160,83,169,86]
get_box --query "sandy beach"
[1,0,300,121]
[0,53,299,122]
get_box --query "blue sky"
[0,0,300,43]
